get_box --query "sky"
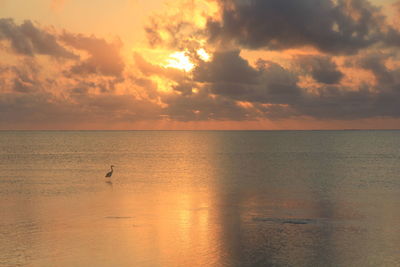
[1,0,400,130]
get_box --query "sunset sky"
[1,0,400,130]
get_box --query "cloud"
[0,18,76,58]
[296,55,344,84]
[12,69,40,93]
[61,33,125,77]
[134,53,186,81]
[0,82,164,128]
[70,93,163,121]
[0,58,43,94]
[206,0,385,54]
[193,51,302,105]
[136,0,400,124]
[294,85,374,119]
[143,0,214,50]
[2,2,400,129]
[356,52,395,84]
[0,92,75,124]
[161,89,254,121]
[193,50,259,84]
[179,48,400,121]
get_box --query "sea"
[0,130,399,266]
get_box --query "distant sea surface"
[1,130,400,266]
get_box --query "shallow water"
[1,130,400,266]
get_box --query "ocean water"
[0,130,400,266]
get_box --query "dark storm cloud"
[272,58,400,119]
[297,55,344,84]
[0,18,76,58]
[356,52,395,84]
[384,27,400,47]
[193,50,259,84]
[161,89,255,121]
[193,51,302,105]
[253,60,302,104]
[156,50,304,121]
[186,48,400,121]
[242,78,400,121]
[384,1,400,47]
[207,0,384,54]
[294,81,400,119]
[61,33,125,77]
[139,0,400,122]
[295,86,374,119]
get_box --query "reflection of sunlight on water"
[112,189,219,266]
[111,132,224,266]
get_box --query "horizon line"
[1,129,400,132]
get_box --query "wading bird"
[105,165,114,178]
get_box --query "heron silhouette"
[105,165,114,178]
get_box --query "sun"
[197,48,211,62]
[165,51,195,72]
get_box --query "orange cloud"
[2,1,400,130]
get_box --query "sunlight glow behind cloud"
[197,48,211,62]
[164,51,195,72]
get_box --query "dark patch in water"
[253,217,316,225]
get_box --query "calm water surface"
[1,131,400,266]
